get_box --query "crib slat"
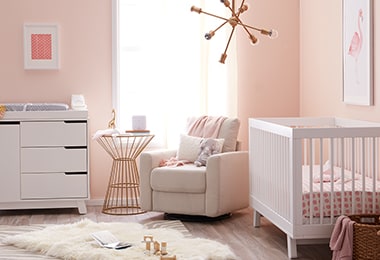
[362,137,366,213]
[372,137,377,213]
[329,138,334,224]
[308,138,313,224]
[351,138,356,214]
[319,138,324,224]
[340,138,345,216]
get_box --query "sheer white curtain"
[112,0,237,149]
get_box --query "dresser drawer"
[21,147,87,172]
[21,172,88,199]
[21,121,87,147]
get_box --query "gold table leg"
[97,134,154,215]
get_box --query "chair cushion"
[177,134,203,162]
[151,164,206,193]
[218,118,240,152]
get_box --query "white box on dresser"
[0,110,89,214]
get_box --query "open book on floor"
[91,230,132,250]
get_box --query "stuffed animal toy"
[194,138,222,167]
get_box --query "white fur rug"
[2,219,236,260]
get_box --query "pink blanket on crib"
[187,116,226,138]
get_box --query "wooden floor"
[0,206,332,260]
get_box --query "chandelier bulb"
[260,29,279,39]
[268,29,279,39]
[205,31,215,40]
[249,34,258,46]
[239,4,249,13]
[221,0,230,8]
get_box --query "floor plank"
[0,206,332,259]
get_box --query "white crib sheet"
[302,165,380,217]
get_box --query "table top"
[96,134,154,160]
[101,133,153,137]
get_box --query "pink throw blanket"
[187,116,227,138]
[159,157,190,167]
[329,215,355,260]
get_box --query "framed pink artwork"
[24,24,59,70]
[343,0,373,106]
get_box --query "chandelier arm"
[224,0,245,19]
[196,9,229,23]
[235,18,256,39]
[238,0,246,11]
[219,27,236,64]
[213,21,229,34]
[195,7,271,35]
[235,9,242,18]
[236,21,271,35]
[237,0,247,17]
[225,6,237,18]
[226,5,237,17]
[232,0,246,17]
[222,27,235,58]
[229,14,263,40]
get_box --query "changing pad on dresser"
[4,103,69,111]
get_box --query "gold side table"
[96,134,154,215]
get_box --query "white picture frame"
[24,24,59,70]
[343,0,373,106]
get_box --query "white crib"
[249,117,380,258]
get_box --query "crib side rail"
[250,126,294,223]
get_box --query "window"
[112,0,237,148]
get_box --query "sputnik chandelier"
[191,0,278,64]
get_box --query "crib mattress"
[302,165,380,217]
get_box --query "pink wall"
[237,0,300,150]
[0,0,113,199]
[300,1,380,120]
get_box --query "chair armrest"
[139,149,177,210]
[205,151,249,217]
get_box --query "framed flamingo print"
[24,24,59,70]
[343,0,373,106]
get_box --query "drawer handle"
[65,172,87,175]
[64,146,87,149]
[64,120,87,124]
[0,121,20,125]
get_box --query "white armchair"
[139,117,249,219]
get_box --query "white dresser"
[0,110,89,214]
